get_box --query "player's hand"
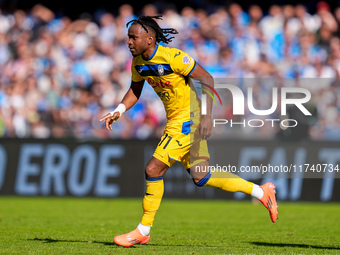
[199,115,212,140]
[100,112,120,131]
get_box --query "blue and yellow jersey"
[131,44,200,125]
[132,45,209,166]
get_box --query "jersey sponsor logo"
[176,140,183,146]
[147,78,172,89]
[174,52,181,58]
[158,65,164,76]
[182,55,191,64]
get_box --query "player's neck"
[141,44,157,61]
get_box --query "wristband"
[110,103,126,117]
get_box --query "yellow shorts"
[153,119,210,169]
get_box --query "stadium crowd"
[0,2,340,140]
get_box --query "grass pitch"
[0,197,339,254]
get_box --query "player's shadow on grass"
[250,241,340,250]
[29,238,116,246]
[29,238,217,248]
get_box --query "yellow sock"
[141,177,164,227]
[204,171,253,195]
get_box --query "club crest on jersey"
[182,55,191,64]
[158,65,164,76]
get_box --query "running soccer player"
[100,15,278,247]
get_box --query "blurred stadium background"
[0,0,340,202]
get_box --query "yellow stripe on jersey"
[131,44,198,121]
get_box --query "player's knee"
[145,164,156,177]
[193,172,212,187]
[193,177,205,187]
[145,163,164,177]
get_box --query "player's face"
[127,24,151,57]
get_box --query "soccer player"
[100,15,278,247]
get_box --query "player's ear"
[147,35,153,45]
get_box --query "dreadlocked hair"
[126,15,178,44]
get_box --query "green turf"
[0,197,339,254]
